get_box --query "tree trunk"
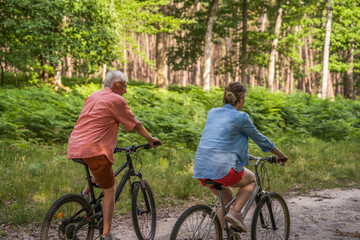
[195,59,201,86]
[1,63,4,86]
[321,1,333,99]
[202,0,219,91]
[65,56,73,77]
[241,0,248,85]
[284,57,290,94]
[327,71,334,100]
[267,5,282,92]
[308,35,316,94]
[100,64,107,88]
[225,34,231,85]
[344,42,354,99]
[304,36,312,94]
[290,66,294,93]
[156,30,168,88]
[54,61,62,87]
[145,34,151,83]
[257,6,267,85]
[123,48,128,78]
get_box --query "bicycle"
[40,142,161,240]
[170,155,290,240]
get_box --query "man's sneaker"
[100,234,119,240]
[224,208,247,233]
[80,192,91,203]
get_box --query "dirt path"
[1,188,359,239]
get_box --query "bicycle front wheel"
[170,204,222,240]
[131,180,156,240]
[40,194,95,240]
[251,193,290,240]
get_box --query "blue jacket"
[193,104,275,179]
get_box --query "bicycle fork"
[259,196,278,230]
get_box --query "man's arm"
[133,122,161,147]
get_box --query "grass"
[0,137,359,225]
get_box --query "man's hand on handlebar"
[147,137,162,148]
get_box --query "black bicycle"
[170,155,290,240]
[40,142,161,240]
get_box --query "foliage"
[0,0,119,78]
[0,0,185,85]
[0,80,359,148]
[0,79,359,226]
[1,137,359,225]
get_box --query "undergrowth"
[0,76,359,225]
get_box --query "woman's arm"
[270,146,288,162]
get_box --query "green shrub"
[0,77,359,147]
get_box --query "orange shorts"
[83,155,115,189]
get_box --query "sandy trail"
[1,188,359,240]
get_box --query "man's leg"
[82,176,97,196]
[82,155,116,237]
[101,184,116,236]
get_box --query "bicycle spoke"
[251,194,290,240]
[41,195,94,240]
[170,205,221,240]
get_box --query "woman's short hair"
[223,82,247,106]
[104,70,128,88]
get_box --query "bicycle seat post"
[83,164,96,203]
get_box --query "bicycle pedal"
[230,225,244,233]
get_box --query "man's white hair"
[104,70,128,88]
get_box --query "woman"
[193,82,288,232]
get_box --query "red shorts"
[198,168,245,187]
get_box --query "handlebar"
[249,155,287,166]
[114,141,162,154]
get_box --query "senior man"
[67,70,161,240]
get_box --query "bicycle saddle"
[72,158,86,165]
[204,179,223,190]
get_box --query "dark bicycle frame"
[72,143,155,230]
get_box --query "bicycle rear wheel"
[40,194,95,240]
[250,193,290,240]
[170,204,222,240]
[131,181,156,240]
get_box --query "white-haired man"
[68,70,161,240]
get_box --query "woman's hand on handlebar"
[270,146,288,166]
[275,155,288,166]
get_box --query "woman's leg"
[207,186,233,229]
[229,167,256,212]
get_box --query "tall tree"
[321,0,333,99]
[268,2,283,92]
[203,0,219,90]
[241,0,248,85]
[156,6,169,89]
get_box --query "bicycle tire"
[170,204,222,240]
[250,193,290,240]
[131,181,156,240]
[40,194,95,240]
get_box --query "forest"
[0,0,359,237]
[1,0,360,99]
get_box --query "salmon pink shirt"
[67,87,139,164]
